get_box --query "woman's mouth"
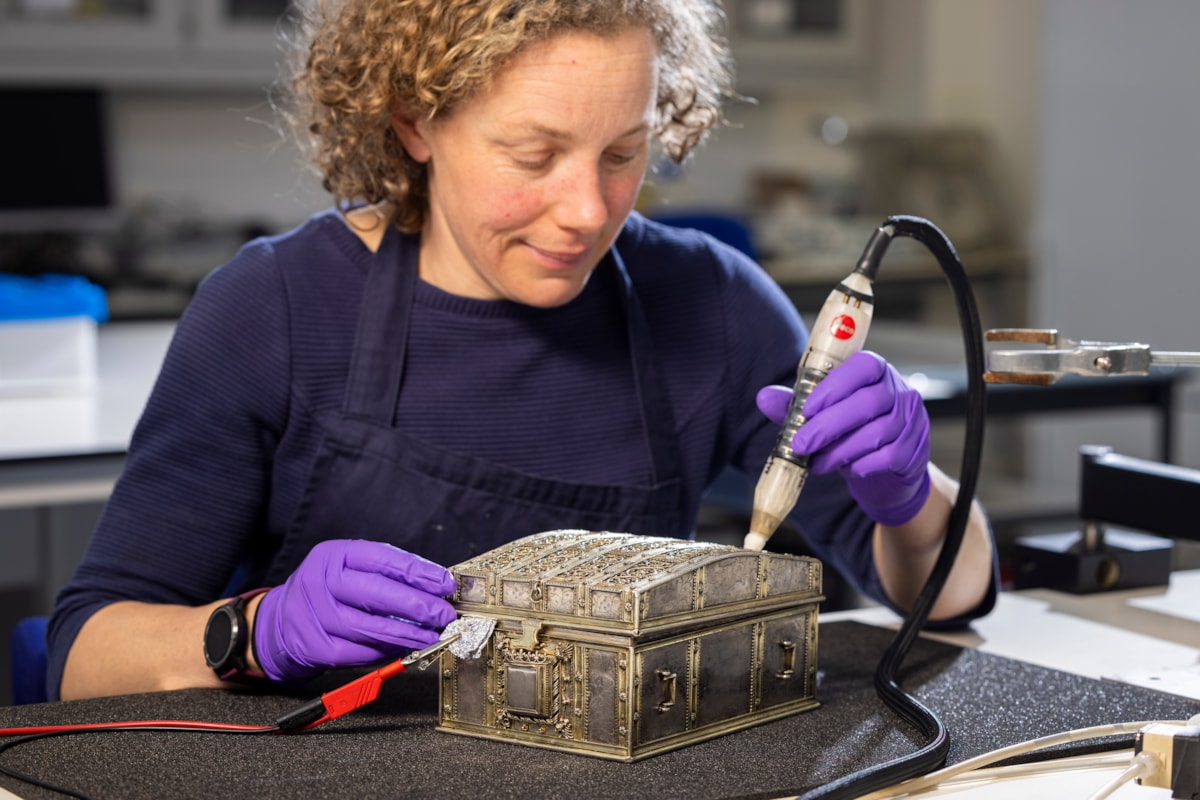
[526,242,592,271]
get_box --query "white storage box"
[0,315,98,397]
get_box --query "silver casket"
[436,530,822,761]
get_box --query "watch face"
[204,605,237,668]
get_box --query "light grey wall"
[1030,0,1200,497]
[111,90,327,231]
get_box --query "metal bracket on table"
[1014,445,1199,593]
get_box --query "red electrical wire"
[0,633,465,800]
[0,719,279,736]
[0,646,423,740]
[0,652,423,799]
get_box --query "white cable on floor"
[932,751,1133,788]
[859,720,1185,799]
[1085,751,1160,800]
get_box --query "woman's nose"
[552,164,609,233]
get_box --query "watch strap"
[207,587,271,684]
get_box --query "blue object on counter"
[650,211,759,261]
[0,273,109,323]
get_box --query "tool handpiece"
[745,270,875,551]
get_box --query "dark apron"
[264,229,684,582]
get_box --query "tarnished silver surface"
[437,531,823,762]
[451,529,820,632]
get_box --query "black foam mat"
[1,620,1196,800]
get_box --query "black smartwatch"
[203,589,269,683]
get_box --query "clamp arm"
[984,328,1200,384]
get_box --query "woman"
[49,0,996,701]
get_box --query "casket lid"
[451,530,822,632]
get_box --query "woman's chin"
[513,273,593,308]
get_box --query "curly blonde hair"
[283,0,734,232]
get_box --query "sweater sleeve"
[45,239,292,699]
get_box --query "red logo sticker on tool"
[830,315,856,340]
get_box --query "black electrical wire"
[0,732,91,800]
[0,723,281,800]
[791,214,989,800]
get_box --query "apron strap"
[609,248,681,486]
[342,229,415,423]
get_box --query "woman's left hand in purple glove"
[756,351,931,527]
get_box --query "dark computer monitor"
[0,87,116,233]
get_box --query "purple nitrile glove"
[253,539,458,683]
[756,351,931,527]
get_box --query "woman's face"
[393,27,658,307]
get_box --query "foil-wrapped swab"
[440,616,496,661]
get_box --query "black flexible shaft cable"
[790,215,989,800]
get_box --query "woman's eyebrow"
[518,121,649,141]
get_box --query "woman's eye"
[515,154,553,169]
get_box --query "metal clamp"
[983,328,1159,385]
[402,632,461,670]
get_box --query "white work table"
[827,569,1200,702]
[0,320,175,613]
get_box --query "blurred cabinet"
[725,0,873,93]
[194,0,292,53]
[0,0,869,90]
[0,0,293,87]
[0,0,178,51]
[765,242,1029,330]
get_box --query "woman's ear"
[391,105,432,163]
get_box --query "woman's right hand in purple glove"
[253,539,458,683]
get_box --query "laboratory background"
[2,0,1199,710]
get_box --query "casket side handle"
[655,669,677,712]
[776,640,797,679]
